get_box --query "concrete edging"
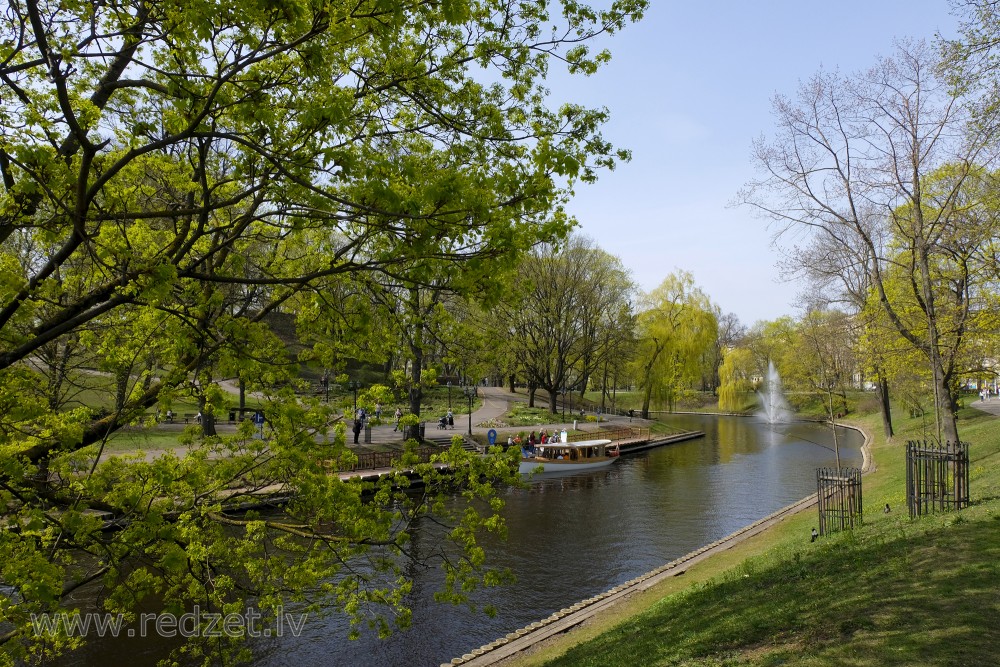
[443,419,876,667]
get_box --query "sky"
[552,0,963,327]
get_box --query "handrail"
[566,427,649,443]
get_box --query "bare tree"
[739,40,1000,445]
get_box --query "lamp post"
[348,380,361,415]
[322,371,329,403]
[561,384,566,420]
[447,380,452,409]
[463,385,476,436]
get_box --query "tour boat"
[518,438,619,474]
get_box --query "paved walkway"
[361,386,642,446]
[972,397,1000,417]
[120,387,645,459]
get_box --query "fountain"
[757,360,793,423]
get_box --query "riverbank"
[485,406,1000,666]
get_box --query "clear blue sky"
[555,0,961,326]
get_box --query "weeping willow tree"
[718,347,755,413]
[632,272,718,417]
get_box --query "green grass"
[94,427,190,454]
[513,406,1000,667]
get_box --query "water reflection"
[258,416,861,667]
[65,416,862,667]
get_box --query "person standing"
[393,407,402,432]
[353,418,362,444]
[446,409,454,429]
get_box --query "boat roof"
[538,439,612,449]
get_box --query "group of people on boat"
[510,429,564,458]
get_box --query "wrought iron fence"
[906,440,970,518]
[816,467,863,536]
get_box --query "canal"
[252,415,863,667]
[65,415,863,666]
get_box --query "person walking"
[393,407,402,432]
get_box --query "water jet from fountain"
[757,361,793,424]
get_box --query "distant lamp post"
[463,385,477,435]
[322,371,330,403]
[348,380,362,415]
[447,380,452,409]
[561,385,566,420]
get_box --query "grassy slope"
[511,407,1000,667]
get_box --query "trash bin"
[229,410,236,422]
[418,422,426,441]
[364,424,372,443]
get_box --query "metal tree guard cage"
[906,441,970,518]
[816,467,863,536]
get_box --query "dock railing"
[566,426,650,443]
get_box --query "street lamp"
[561,385,566,420]
[348,380,362,415]
[463,385,477,436]
[447,380,452,409]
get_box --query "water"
[62,415,862,666]
[757,360,793,424]
[257,415,861,666]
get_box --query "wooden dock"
[566,426,704,455]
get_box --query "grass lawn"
[508,406,1000,667]
[91,427,191,454]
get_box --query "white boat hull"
[518,457,617,474]
[518,438,619,475]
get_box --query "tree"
[498,236,634,414]
[778,216,897,436]
[787,309,856,445]
[631,272,717,417]
[717,346,755,413]
[739,40,1000,445]
[0,0,647,662]
[744,316,798,385]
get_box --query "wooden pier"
[566,426,704,454]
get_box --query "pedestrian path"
[972,398,1000,417]
[363,386,619,446]
[121,387,635,460]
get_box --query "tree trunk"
[932,356,960,445]
[114,368,129,413]
[198,395,217,437]
[239,377,246,416]
[874,372,893,438]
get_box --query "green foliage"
[0,0,648,662]
[631,271,718,414]
[717,347,754,413]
